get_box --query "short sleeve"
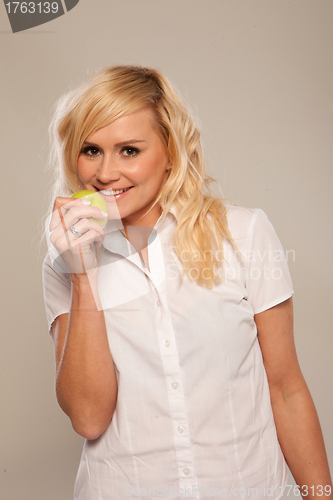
[42,251,72,331]
[245,208,294,314]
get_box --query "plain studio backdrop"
[0,1,332,499]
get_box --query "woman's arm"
[49,197,118,440]
[51,274,118,441]
[255,297,332,499]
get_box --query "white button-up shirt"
[43,205,294,500]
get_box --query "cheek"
[141,154,169,184]
[132,160,154,184]
[76,158,84,178]
[77,159,92,181]
[141,167,164,188]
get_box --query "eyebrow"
[115,139,147,147]
[82,139,147,147]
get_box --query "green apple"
[71,190,108,228]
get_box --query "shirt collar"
[102,206,177,257]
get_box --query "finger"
[52,196,91,213]
[67,229,103,247]
[49,197,91,232]
[68,218,105,239]
[56,204,100,250]
[50,204,107,242]
[50,216,105,255]
[94,234,104,249]
[53,230,102,274]
[58,205,71,250]
[61,206,108,232]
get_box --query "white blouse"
[43,205,294,500]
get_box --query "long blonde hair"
[48,65,235,287]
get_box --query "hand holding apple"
[71,190,108,228]
[49,193,108,276]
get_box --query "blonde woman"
[43,66,332,500]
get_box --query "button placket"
[148,279,163,309]
[99,218,203,497]
[147,233,199,498]
[154,298,199,498]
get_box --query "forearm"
[56,275,118,440]
[271,380,332,499]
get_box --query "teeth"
[100,187,131,195]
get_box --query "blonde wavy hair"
[49,65,235,288]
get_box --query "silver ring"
[69,225,83,238]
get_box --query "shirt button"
[157,299,161,307]
[164,340,171,347]
[171,382,178,389]
[177,425,185,434]
[183,468,190,476]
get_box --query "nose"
[96,153,121,184]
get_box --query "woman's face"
[77,107,170,227]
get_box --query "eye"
[80,146,101,157]
[121,147,139,157]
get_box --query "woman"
[43,66,332,500]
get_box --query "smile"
[99,187,133,195]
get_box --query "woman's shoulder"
[224,203,266,240]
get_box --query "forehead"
[87,107,158,143]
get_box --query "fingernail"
[82,199,91,205]
[101,210,108,217]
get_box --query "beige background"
[1,1,332,499]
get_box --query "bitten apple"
[71,190,108,228]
